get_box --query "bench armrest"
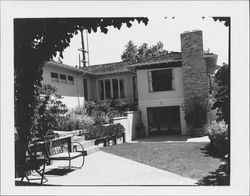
[72,142,86,155]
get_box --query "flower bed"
[85,123,125,146]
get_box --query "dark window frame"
[148,68,174,92]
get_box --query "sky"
[59,16,229,67]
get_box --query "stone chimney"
[181,30,208,102]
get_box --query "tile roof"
[81,52,182,74]
[48,52,216,75]
[81,61,135,75]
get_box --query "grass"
[101,142,222,180]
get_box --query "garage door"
[147,106,181,135]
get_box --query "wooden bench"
[43,133,87,170]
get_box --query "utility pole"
[86,30,90,66]
[80,29,86,67]
[78,29,90,67]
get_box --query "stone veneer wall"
[181,30,209,132]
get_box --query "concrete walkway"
[17,151,197,186]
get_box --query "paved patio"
[16,150,197,186]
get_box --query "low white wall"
[60,96,85,110]
[113,111,141,142]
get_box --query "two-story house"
[42,30,218,136]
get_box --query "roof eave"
[45,61,96,75]
[128,59,182,68]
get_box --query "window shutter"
[148,71,153,92]
[172,69,175,90]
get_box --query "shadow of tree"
[15,181,61,186]
[200,143,226,159]
[198,143,230,186]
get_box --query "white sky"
[60,16,229,66]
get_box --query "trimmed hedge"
[85,123,125,140]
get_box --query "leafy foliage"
[211,63,230,124]
[182,97,209,128]
[121,40,168,62]
[212,17,230,27]
[31,84,68,139]
[14,17,148,144]
[198,154,230,185]
[204,121,229,155]
[56,113,94,131]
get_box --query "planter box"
[94,138,106,147]
[116,136,124,144]
[94,133,125,147]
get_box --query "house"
[42,30,218,136]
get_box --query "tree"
[14,18,148,172]
[121,40,138,61]
[211,63,230,124]
[121,41,168,62]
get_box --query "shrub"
[56,112,94,131]
[198,154,230,185]
[211,63,230,124]
[204,121,229,155]
[91,111,110,125]
[182,97,209,128]
[85,123,125,140]
[31,84,68,139]
[69,106,87,116]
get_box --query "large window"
[98,80,104,100]
[98,78,126,100]
[148,69,174,92]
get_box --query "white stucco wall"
[137,67,188,135]
[113,111,141,142]
[42,63,91,110]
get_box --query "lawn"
[101,142,222,180]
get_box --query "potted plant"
[182,97,209,136]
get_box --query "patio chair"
[43,132,86,170]
[16,142,48,185]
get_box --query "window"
[51,72,59,82]
[112,79,119,99]
[148,69,174,92]
[68,75,74,85]
[105,79,111,99]
[60,74,67,83]
[98,78,126,100]
[83,79,88,100]
[98,80,104,100]
[119,78,125,99]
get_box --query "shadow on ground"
[200,143,226,159]
[198,143,230,186]
[134,135,192,142]
[15,181,61,186]
[44,168,74,176]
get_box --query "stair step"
[85,145,100,155]
[72,137,95,148]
